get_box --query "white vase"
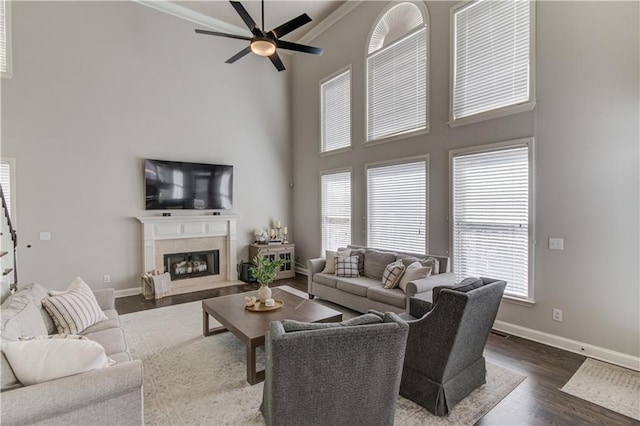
[257,285,272,303]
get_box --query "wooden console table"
[248,243,295,280]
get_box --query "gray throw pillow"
[364,250,397,280]
[281,313,383,332]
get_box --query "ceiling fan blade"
[269,14,312,39]
[195,29,252,41]
[276,40,324,56]
[229,1,262,36]
[268,53,286,72]
[225,46,252,64]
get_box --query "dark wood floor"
[116,275,639,426]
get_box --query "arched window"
[366,2,428,142]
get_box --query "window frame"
[319,65,353,156]
[365,155,429,254]
[0,157,17,225]
[364,1,430,145]
[448,0,536,127]
[320,167,353,255]
[1,0,12,79]
[449,138,535,304]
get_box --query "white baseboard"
[494,320,640,371]
[114,287,141,298]
[295,267,309,276]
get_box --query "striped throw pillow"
[381,259,406,289]
[42,277,108,335]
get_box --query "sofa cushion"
[336,276,381,297]
[364,250,397,280]
[398,262,433,293]
[367,286,407,309]
[1,294,48,341]
[2,335,112,386]
[321,249,351,274]
[335,256,360,278]
[109,351,133,364]
[81,327,127,356]
[382,259,405,289]
[42,277,108,335]
[80,309,121,334]
[1,351,21,391]
[313,272,339,288]
[397,255,440,275]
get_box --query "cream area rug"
[120,288,525,425]
[561,358,640,421]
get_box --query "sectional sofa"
[308,245,456,313]
[0,283,143,425]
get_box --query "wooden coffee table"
[202,286,342,385]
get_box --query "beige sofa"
[308,245,456,313]
[0,283,143,425]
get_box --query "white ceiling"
[174,1,345,40]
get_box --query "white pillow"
[2,335,112,386]
[321,249,351,274]
[42,277,108,334]
[398,262,433,293]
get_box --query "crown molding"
[132,0,362,48]
[297,1,363,45]
[132,0,251,36]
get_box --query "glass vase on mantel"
[257,284,272,304]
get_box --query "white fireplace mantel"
[136,215,238,281]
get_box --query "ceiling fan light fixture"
[250,38,276,57]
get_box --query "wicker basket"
[141,272,172,300]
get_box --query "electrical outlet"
[103,275,111,283]
[39,232,51,241]
[552,308,563,322]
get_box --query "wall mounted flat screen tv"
[144,159,233,210]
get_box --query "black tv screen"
[144,159,233,210]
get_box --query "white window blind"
[0,160,13,221]
[452,145,530,299]
[321,69,351,153]
[452,0,531,121]
[321,170,351,253]
[367,26,427,141]
[367,160,426,254]
[0,0,7,73]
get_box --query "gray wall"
[1,1,293,291]
[291,1,639,357]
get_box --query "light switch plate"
[549,237,564,250]
[39,232,51,241]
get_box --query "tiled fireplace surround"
[136,215,238,295]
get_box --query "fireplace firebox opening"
[163,249,220,281]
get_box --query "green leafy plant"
[249,254,285,287]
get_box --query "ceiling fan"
[195,0,324,72]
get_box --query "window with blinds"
[0,0,9,75]
[0,159,14,221]
[321,170,351,253]
[321,69,351,153]
[452,143,531,299]
[451,0,532,123]
[366,2,428,142]
[367,159,426,254]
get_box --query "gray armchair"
[398,277,506,416]
[260,313,409,426]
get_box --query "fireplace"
[164,250,220,281]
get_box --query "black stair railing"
[0,184,17,292]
